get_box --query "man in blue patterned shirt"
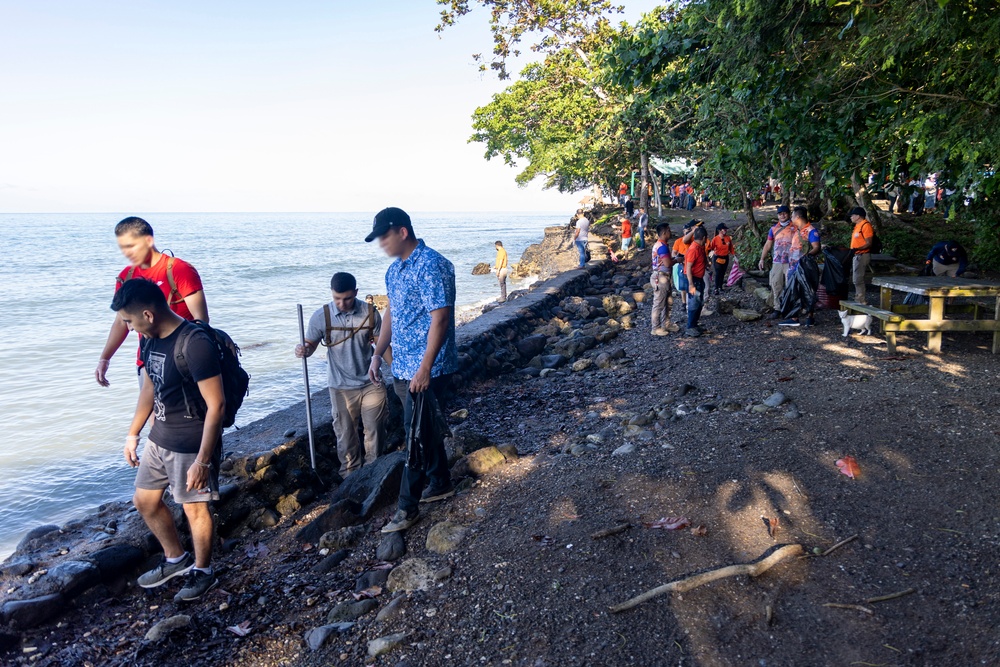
[366,207,459,533]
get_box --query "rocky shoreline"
[0,226,620,641]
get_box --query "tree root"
[591,523,632,539]
[609,544,803,613]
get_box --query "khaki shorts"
[135,439,220,504]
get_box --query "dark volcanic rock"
[46,561,100,598]
[376,533,407,562]
[515,334,548,358]
[15,525,60,553]
[310,549,350,574]
[331,451,405,518]
[87,544,145,581]
[1,593,64,629]
[296,499,363,544]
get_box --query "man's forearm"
[373,307,393,358]
[101,317,131,361]
[128,378,155,436]
[196,406,224,464]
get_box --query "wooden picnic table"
[871,276,1000,354]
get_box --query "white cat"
[839,309,873,337]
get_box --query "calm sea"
[0,211,566,559]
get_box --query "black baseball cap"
[849,207,866,218]
[716,223,728,231]
[365,207,412,242]
[776,205,791,214]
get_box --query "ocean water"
[0,211,566,559]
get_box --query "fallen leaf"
[782,356,796,361]
[836,456,861,479]
[227,621,252,637]
[762,516,780,537]
[777,377,793,382]
[690,525,708,536]
[643,517,690,530]
[302,543,313,552]
[352,586,382,601]
[531,535,555,546]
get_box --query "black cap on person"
[716,223,728,231]
[849,206,866,218]
[776,205,791,214]
[365,207,412,242]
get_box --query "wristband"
[372,354,383,361]
[126,435,139,441]
[195,460,211,469]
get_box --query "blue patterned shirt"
[385,239,458,380]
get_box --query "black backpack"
[174,321,250,428]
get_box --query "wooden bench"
[839,301,904,352]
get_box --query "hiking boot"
[778,318,801,327]
[420,484,455,504]
[652,328,671,336]
[137,553,194,589]
[664,322,680,333]
[381,509,419,534]
[173,569,218,602]
[684,327,701,337]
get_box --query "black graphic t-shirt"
[142,323,222,454]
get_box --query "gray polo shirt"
[305,299,382,390]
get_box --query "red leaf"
[762,516,780,537]
[836,456,861,479]
[643,517,690,530]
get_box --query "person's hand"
[688,286,697,296]
[294,343,307,358]
[124,435,140,467]
[95,359,111,387]
[758,258,766,271]
[186,460,210,493]
[368,354,383,384]
[409,366,431,394]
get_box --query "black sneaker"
[381,509,419,533]
[803,316,816,327]
[137,553,194,588]
[173,569,218,602]
[420,484,456,504]
[778,318,800,327]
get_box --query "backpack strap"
[165,257,184,306]
[173,321,200,420]
[116,265,138,287]
[320,303,375,348]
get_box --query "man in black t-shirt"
[111,278,225,602]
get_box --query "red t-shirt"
[621,219,632,239]
[116,254,204,365]
[684,243,707,279]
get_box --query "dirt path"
[13,252,1000,667]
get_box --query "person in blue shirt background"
[926,240,968,277]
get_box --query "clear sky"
[0,1,659,213]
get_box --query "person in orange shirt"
[684,226,709,336]
[619,215,633,257]
[849,207,874,304]
[618,182,628,206]
[706,223,735,295]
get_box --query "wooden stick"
[591,523,632,540]
[823,602,873,615]
[609,544,803,613]
[821,534,858,557]
[865,588,916,604]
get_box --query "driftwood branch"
[821,534,858,557]
[866,588,916,604]
[591,523,632,540]
[610,544,803,613]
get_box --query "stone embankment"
[0,230,622,636]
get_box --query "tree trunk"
[639,152,650,212]
[743,195,760,237]
[852,172,882,230]
[651,169,663,216]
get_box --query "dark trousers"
[713,256,730,291]
[398,374,452,514]
[687,277,705,329]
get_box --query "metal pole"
[297,304,317,470]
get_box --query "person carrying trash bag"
[778,207,822,327]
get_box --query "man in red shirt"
[619,215,633,257]
[95,217,209,387]
[684,226,709,337]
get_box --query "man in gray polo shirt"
[295,272,387,478]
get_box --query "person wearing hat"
[925,240,968,277]
[706,223,735,295]
[365,207,459,533]
[758,205,796,316]
[849,207,875,304]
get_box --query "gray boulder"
[295,498,362,544]
[376,533,406,562]
[332,451,406,518]
[1,594,64,629]
[305,623,354,651]
[515,334,548,358]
